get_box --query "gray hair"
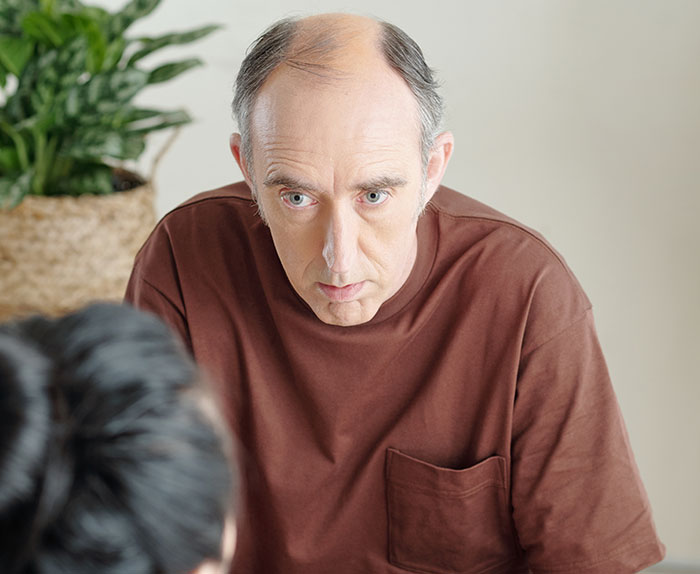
[231,16,444,175]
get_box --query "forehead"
[249,63,422,181]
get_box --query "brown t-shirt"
[125,182,664,574]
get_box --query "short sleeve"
[511,309,665,572]
[124,225,192,352]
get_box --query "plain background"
[101,0,699,569]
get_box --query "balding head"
[282,14,382,78]
[232,13,443,173]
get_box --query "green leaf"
[1,0,218,199]
[55,37,89,87]
[14,112,55,134]
[128,24,221,65]
[84,23,106,73]
[61,68,148,123]
[63,85,80,117]
[21,11,65,46]
[99,106,158,130]
[0,1,40,35]
[102,37,126,70]
[30,39,59,74]
[97,106,189,133]
[148,58,201,84]
[61,129,145,161]
[0,170,33,209]
[102,67,149,103]
[29,83,56,119]
[59,13,107,74]
[55,0,88,12]
[40,0,55,13]
[0,35,34,76]
[126,108,191,134]
[108,0,160,38]
[118,107,163,122]
[53,0,85,13]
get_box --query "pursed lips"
[317,281,365,302]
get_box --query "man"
[125,13,665,573]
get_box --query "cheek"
[266,217,323,281]
[361,211,418,267]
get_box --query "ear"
[423,131,454,204]
[229,133,255,189]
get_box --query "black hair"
[0,303,234,574]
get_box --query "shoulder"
[429,185,514,221]
[135,181,263,254]
[179,181,255,207]
[130,181,268,287]
[428,186,570,270]
[161,181,258,226]
[427,186,592,354]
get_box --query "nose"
[322,205,358,276]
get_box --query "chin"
[314,301,378,327]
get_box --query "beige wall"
[120,0,700,566]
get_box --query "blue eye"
[282,192,314,208]
[363,190,388,205]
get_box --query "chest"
[195,297,522,473]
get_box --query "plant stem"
[33,129,57,195]
[0,121,29,171]
[33,127,46,194]
[43,135,58,190]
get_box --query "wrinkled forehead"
[249,63,422,162]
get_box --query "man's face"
[243,63,428,327]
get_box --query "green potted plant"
[0,0,219,319]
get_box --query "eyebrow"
[263,175,408,193]
[262,175,319,192]
[352,176,408,192]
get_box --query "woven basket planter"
[0,176,156,321]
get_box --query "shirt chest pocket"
[385,448,519,574]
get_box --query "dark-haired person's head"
[0,303,236,574]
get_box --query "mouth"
[317,281,365,302]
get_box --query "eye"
[281,191,315,208]
[361,190,389,205]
